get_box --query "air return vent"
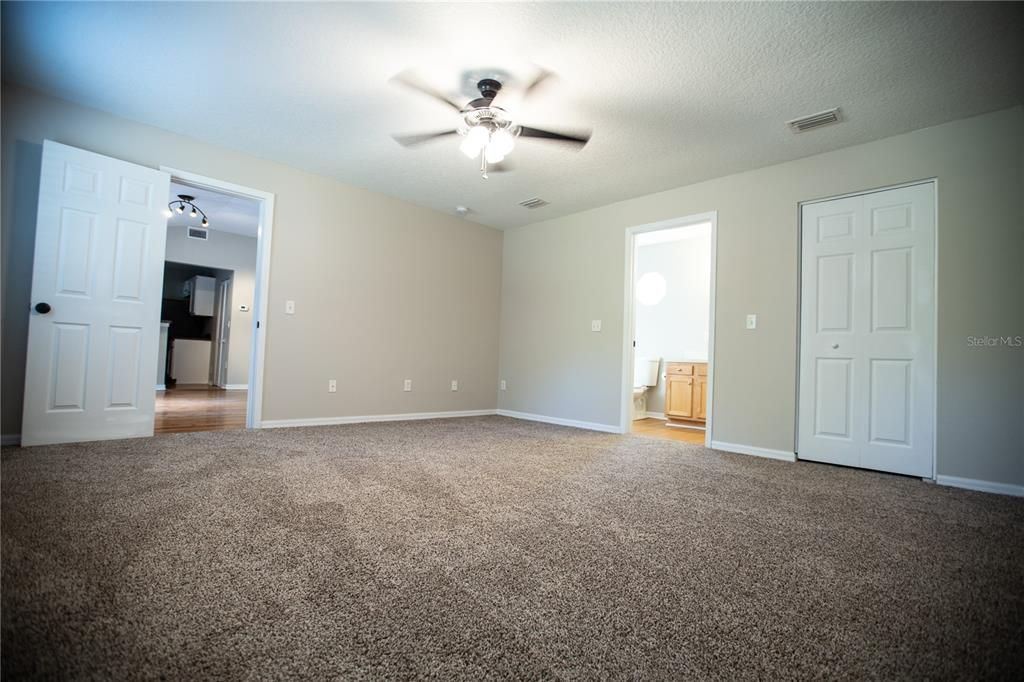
[187,227,209,241]
[519,197,549,209]
[787,108,841,133]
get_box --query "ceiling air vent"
[187,227,209,241]
[519,197,549,209]
[787,108,841,133]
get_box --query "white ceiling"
[3,2,1021,230]
[167,181,259,239]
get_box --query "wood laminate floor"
[155,386,247,434]
[630,417,706,444]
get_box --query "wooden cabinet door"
[666,374,693,418]
[694,376,708,420]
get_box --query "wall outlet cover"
[591,320,602,332]
[328,379,337,393]
[500,379,507,391]
[746,314,757,329]
[403,379,412,392]
[285,300,296,315]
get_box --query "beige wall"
[164,225,258,387]
[1,85,503,432]
[499,106,1024,486]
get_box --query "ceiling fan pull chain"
[480,152,489,179]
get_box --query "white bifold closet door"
[798,182,935,478]
[21,141,170,446]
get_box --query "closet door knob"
[831,343,839,349]
[34,302,52,314]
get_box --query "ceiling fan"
[390,69,592,178]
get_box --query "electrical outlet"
[746,314,757,330]
[500,379,507,391]
[591,320,602,332]
[451,380,458,391]
[285,300,296,315]
[403,379,412,392]
[328,379,337,393]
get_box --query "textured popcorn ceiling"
[3,2,1022,229]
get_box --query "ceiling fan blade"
[390,71,463,112]
[490,67,555,110]
[518,126,591,148]
[521,68,555,100]
[391,130,459,147]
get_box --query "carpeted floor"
[2,416,1022,679]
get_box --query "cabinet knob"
[832,343,839,349]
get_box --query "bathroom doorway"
[621,212,717,446]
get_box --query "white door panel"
[799,183,935,478]
[21,141,169,446]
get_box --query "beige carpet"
[2,416,1022,678]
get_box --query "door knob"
[34,302,52,314]
[832,343,839,349]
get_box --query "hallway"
[155,386,247,434]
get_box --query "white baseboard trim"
[710,440,796,462]
[935,475,1024,497]
[496,409,623,434]
[223,384,248,390]
[156,384,166,391]
[644,412,666,420]
[1,434,21,447]
[261,409,497,429]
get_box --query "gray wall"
[498,106,1024,487]
[164,225,258,387]
[1,85,503,432]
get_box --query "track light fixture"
[164,194,209,227]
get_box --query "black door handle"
[34,302,51,314]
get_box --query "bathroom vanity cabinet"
[665,362,708,425]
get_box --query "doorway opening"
[155,170,275,434]
[621,212,717,446]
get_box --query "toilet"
[632,357,661,421]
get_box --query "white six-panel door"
[21,141,170,446]
[798,182,935,478]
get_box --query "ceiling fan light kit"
[391,71,592,179]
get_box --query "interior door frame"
[161,166,274,429]
[620,211,718,445]
[795,178,939,480]
[212,277,231,388]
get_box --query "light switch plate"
[285,300,295,315]
[328,379,337,393]
[239,304,249,312]
[746,314,757,329]
[403,379,412,392]
[451,380,458,391]
[591,320,602,332]
[500,379,507,391]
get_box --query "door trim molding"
[620,211,718,446]
[795,178,938,479]
[160,167,274,429]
